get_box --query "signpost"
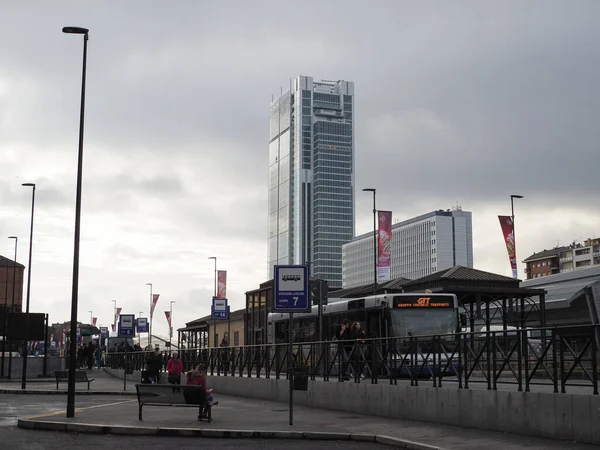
[118,314,135,337]
[274,265,309,426]
[137,318,148,333]
[211,298,228,320]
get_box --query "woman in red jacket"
[167,353,183,391]
[186,364,217,405]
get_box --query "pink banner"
[111,324,115,332]
[217,270,227,298]
[164,311,171,328]
[92,317,97,327]
[115,307,122,325]
[498,215,518,279]
[151,294,160,319]
[377,210,392,281]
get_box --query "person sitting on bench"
[186,364,217,406]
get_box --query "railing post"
[524,330,530,392]
[457,332,463,389]
[560,336,566,394]
[492,331,497,391]
[592,326,598,395]
[517,327,523,392]
[552,328,558,394]
[463,332,469,390]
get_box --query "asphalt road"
[0,427,394,450]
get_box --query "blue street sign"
[100,327,109,338]
[118,314,136,337]
[137,318,149,333]
[274,265,309,312]
[212,298,228,320]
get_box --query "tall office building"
[342,208,473,288]
[268,76,355,288]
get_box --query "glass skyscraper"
[268,76,355,288]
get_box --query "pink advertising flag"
[92,317,97,327]
[377,210,392,281]
[151,294,160,319]
[498,216,518,278]
[164,311,171,328]
[217,270,227,298]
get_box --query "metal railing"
[105,324,599,395]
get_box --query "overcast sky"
[1,1,599,338]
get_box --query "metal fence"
[105,324,599,395]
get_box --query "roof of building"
[403,265,517,286]
[520,265,600,311]
[0,255,25,269]
[522,247,565,263]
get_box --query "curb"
[0,389,137,396]
[17,419,445,449]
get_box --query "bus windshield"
[390,308,457,337]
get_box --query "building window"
[233,331,240,347]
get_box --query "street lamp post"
[362,188,377,294]
[510,194,524,278]
[1,250,9,377]
[88,311,92,325]
[146,283,152,348]
[21,183,36,390]
[7,236,17,379]
[63,25,89,419]
[208,257,217,297]
[111,300,117,332]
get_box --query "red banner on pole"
[164,311,171,328]
[217,270,227,298]
[115,307,122,326]
[377,210,392,281]
[151,294,160,319]
[498,215,518,279]
[92,317,97,327]
[111,324,115,332]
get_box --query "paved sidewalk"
[6,370,598,449]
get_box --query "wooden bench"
[54,370,95,390]
[135,384,213,422]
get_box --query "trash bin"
[293,363,309,391]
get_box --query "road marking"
[26,399,136,419]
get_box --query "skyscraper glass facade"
[268,76,355,288]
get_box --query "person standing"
[86,342,95,370]
[336,319,352,380]
[167,352,183,391]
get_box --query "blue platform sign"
[118,314,135,337]
[100,327,109,338]
[274,265,309,312]
[212,298,228,320]
[137,318,149,333]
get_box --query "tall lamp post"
[169,301,175,346]
[63,25,89,419]
[111,300,117,332]
[7,236,17,379]
[21,183,36,390]
[146,283,152,348]
[88,311,93,325]
[362,188,377,294]
[510,194,524,278]
[208,256,217,297]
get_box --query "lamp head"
[62,26,89,34]
[362,188,376,192]
[208,256,216,260]
[8,236,17,240]
[22,183,35,187]
[510,194,524,199]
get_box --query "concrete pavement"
[4,370,598,449]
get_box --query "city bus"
[267,293,460,378]
[268,293,460,344]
